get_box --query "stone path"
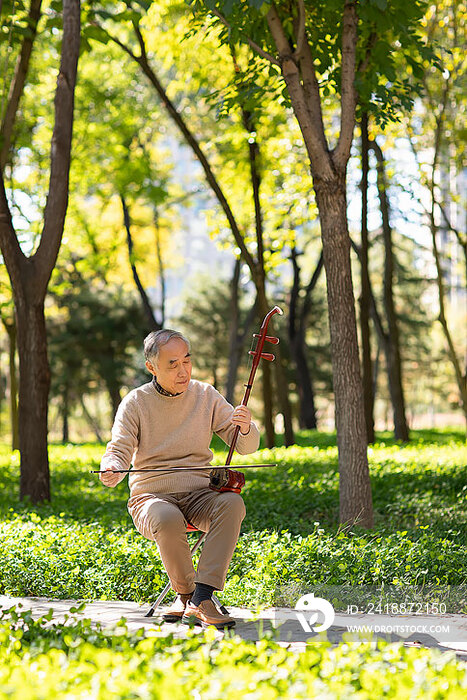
[1,595,466,659]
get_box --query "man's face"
[146,338,192,394]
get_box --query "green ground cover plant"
[0,605,465,699]
[0,429,465,608]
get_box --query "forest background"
[0,0,465,508]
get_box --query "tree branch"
[357,31,377,74]
[265,2,294,59]
[266,2,333,179]
[97,23,139,61]
[298,38,329,155]
[34,0,80,291]
[0,174,27,293]
[434,203,457,238]
[436,200,467,249]
[0,0,43,172]
[101,20,258,277]
[334,0,358,169]
[121,194,161,331]
[131,18,148,61]
[293,0,307,60]
[209,7,280,66]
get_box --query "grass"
[0,429,465,609]
[1,429,466,696]
[1,606,466,699]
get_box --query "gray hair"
[144,329,191,363]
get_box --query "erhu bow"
[209,305,283,494]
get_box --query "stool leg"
[212,593,229,615]
[145,581,171,618]
[145,531,207,617]
[189,531,207,554]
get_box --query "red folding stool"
[145,522,229,617]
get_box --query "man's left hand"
[232,405,252,435]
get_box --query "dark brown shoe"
[162,592,193,623]
[182,599,235,629]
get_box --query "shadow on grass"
[268,427,466,449]
[369,461,467,537]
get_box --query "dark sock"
[190,582,216,606]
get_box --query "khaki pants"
[128,488,246,593]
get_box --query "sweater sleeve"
[100,393,140,483]
[210,388,260,455]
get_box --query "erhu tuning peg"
[261,353,275,361]
[249,351,275,361]
[253,334,280,345]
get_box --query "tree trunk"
[314,173,373,528]
[16,300,51,501]
[154,209,166,326]
[288,247,319,429]
[273,343,295,446]
[0,0,80,503]
[107,382,122,421]
[225,258,242,404]
[359,113,375,443]
[261,360,275,447]
[62,382,69,443]
[373,340,381,401]
[259,0,373,525]
[371,140,409,442]
[225,261,257,405]
[291,333,317,429]
[80,395,103,442]
[3,318,19,450]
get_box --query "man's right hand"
[99,464,122,488]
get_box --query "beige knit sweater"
[101,379,260,496]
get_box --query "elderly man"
[99,329,260,629]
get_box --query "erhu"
[209,305,283,493]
